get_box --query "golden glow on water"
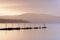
[0,30,24,40]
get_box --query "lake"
[0,23,60,40]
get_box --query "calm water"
[0,23,60,40]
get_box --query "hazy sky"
[0,0,60,16]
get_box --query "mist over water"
[0,23,60,40]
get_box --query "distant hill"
[17,13,60,23]
[0,13,60,23]
[0,19,29,23]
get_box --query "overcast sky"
[0,0,60,16]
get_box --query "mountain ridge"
[0,13,60,23]
[0,19,30,23]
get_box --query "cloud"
[0,0,60,16]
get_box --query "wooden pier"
[0,23,47,30]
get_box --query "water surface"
[0,23,60,40]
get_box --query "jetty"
[0,23,47,30]
[0,27,47,30]
[0,27,41,30]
